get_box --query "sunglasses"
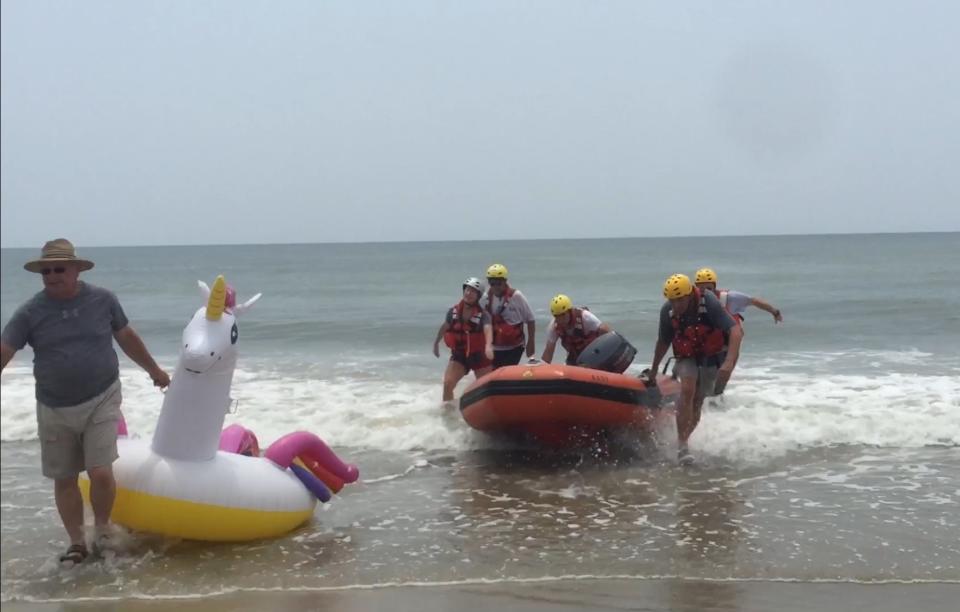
[41,267,67,275]
[487,279,506,285]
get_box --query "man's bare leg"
[54,476,85,546]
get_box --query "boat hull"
[459,364,678,446]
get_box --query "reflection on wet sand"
[670,477,744,610]
[447,446,696,576]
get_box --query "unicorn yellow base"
[80,438,317,541]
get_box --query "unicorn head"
[176,276,260,375]
[151,275,262,461]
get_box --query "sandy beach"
[5,579,960,612]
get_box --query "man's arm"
[1,305,30,372]
[750,297,783,323]
[483,323,494,361]
[651,304,673,373]
[113,326,170,388]
[651,340,670,375]
[524,320,536,357]
[541,338,558,364]
[716,324,744,389]
[432,321,449,357]
[0,342,16,371]
[722,324,743,369]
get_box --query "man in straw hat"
[1,238,170,566]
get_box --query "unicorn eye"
[231,323,239,345]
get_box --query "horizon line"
[1,229,957,250]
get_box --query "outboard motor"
[576,332,637,374]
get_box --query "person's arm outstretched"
[751,297,782,323]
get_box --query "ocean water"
[1,233,959,604]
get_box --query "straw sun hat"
[23,238,95,273]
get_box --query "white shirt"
[484,289,535,350]
[546,309,603,343]
[720,290,752,316]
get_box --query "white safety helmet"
[462,277,483,293]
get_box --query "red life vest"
[443,300,487,356]
[485,286,525,347]
[555,307,600,360]
[670,288,726,359]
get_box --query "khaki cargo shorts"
[673,358,719,398]
[36,379,122,480]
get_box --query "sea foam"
[2,353,958,461]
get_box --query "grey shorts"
[36,379,122,480]
[673,358,718,398]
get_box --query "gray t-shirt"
[1,282,129,407]
[658,289,736,344]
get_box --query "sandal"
[59,543,88,567]
[92,532,114,556]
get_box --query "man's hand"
[485,346,494,361]
[150,368,171,389]
[716,361,735,389]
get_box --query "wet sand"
[4,442,959,605]
[5,579,959,612]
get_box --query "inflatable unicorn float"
[80,276,359,541]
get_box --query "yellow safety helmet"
[694,267,718,285]
[486,263,509,279]
[663,274,694,299]
[550,294,573,316]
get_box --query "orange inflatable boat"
[459,362,680,447]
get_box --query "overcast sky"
[1,1,958,247]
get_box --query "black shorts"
[450,352,492,373]
[493,346,525,369]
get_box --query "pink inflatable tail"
[264,431,359,483]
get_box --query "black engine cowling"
[575,332,637,374]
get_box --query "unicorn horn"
[206,275,227,321]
